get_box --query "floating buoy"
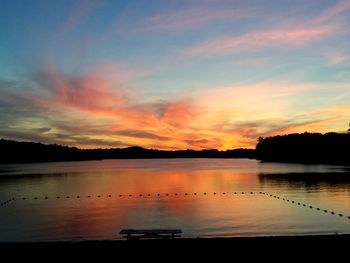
[309,206,313,208]
[57,196,60,199]
[213,192,216,195]
[324,210,327,213]
[129,194,133,197]
[223,192,226,195]
[174,193,178,196]
[139,194,143,197]
[297,202,300,205]
[34,197,38,199]
[119,195,122,197]
[77,196,80,198]
[157,194,160,196]
[331,212,334,214]
[166,194,169,196]
[241,192,244,194]
[282,198,285,200]
[277,197,280,199]
[194,193,197,195]
[88,195,91,198]
[250,192,253,194]
[185,193,188,195]
[303,204,306,207]
[66,196,70,198]
[44,197,48,199]
[108,195,112,197]
[339,214,343,217]
[292,201,294,203]
[97,195,101,198]
[317,208,320,210]
[148,194,151,196]
[287,200,289,202]
[203,193,207,195]
[22,198,26,200]
[234,192,237,194]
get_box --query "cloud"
[114,129,171,141]
[11,66,203,149]
[226,117,331,139]
[311,0,350,24]
[327,52,349,65]
[1,69,349,150]
[189,25,336,56]
[144,6,249,32]
[59,0,104,35]
[188,0,349,57]
[160,100,202,128]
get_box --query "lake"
[0,159,350,241]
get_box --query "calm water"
[0,159,350,241]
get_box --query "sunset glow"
[0,0,349,149]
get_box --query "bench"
[120,229,182,240]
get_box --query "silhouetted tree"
[255,132,350,165]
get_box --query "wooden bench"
[120,229,182,240]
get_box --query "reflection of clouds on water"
[1,159,350,241]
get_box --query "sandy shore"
[1,234,349,259]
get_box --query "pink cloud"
[145,7,248,32]
[189,0,349,57]
[311,0,350,24]
[35,65,212,149]
[161,100,201,128]
[190,25,336,56]
[327,53,349,65]
[5,64,349,150]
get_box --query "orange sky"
[0,0,349,149]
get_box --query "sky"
[0,0,349,150]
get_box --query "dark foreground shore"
[1,234,349,259]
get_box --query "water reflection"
[258,172,350,189]
[0,159,350,241]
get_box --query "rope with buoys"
[2,191,349,220]
[0,198,15,207]
[261,191,347,219]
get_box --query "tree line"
[256,132,350,165]
[0,139,255,163]
[1,131,350,165]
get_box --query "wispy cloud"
[189,24,336,56]
[29,66,205,149]
[327,52,349,65]
[1,68,349,149]
[145,6,249,32]
[311,0,350,24]
[188,0,348,57]
[59,0,104,35]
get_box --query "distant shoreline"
[1,132,350,165]
[0,139,255,164]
